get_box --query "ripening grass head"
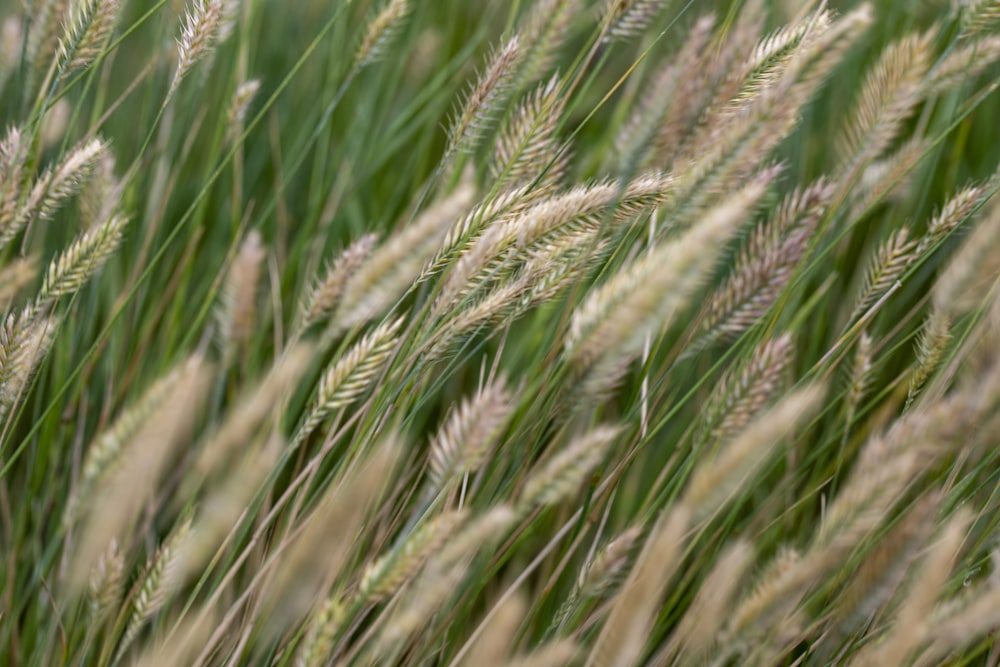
[3,1,1000,665]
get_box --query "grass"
[2,0,1000,665]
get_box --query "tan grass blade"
[257,436,399,641]
[67,355,212,594]
[586,505,690,667]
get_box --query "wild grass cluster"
[2,0,1000,664]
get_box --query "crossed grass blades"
[1,0,1000,665]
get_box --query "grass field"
[2,0,1000,665]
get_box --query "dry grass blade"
[586,505,690,667]
[257,436,399,641]
[67,355,211,594]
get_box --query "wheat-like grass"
[836,31,932,180]
[0,309,57,417]
[291,316,402,450]
[934,193,1000,315]
[515,0,578,89]
[851,509,970,666]
[359,509,467,603]
[34,213,127,312]
[192,342,313,478]
[848,228,917,323]
[447,36,523,156]
[355,0,412,69]
[960,0,1000,39]
[336,183,475,330]
[56,0,120,73]
[225,78,260,144]
[566,178,769,397]
[490,75,566,197]
[694,180,833,349]
[462,593,526,666]
[657,540,753,664]
[3,137,106,252]
[517,425,620,513]
[216,229,264,360]
[695,333,794,449]
[172,0,224,95]
[601,0,668,42]
[425,377,514,499]
[116,517,193,659]
[3,1,1000,664]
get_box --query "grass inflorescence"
[1,1,1000,665]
